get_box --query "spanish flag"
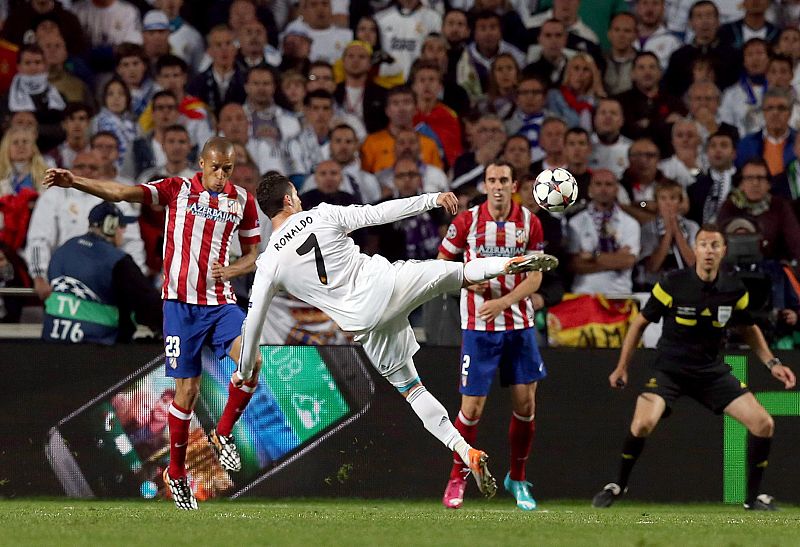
[547,294,639,348]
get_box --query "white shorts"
[356,259,463,376]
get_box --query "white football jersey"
[239,194,441,376]
[376,5,442,81]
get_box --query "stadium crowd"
[1,0,800,344]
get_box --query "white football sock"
[463,257,510,284]
[406,386,469,459]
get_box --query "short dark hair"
[689,0,719,19]
[565,127,590,142]
[18,44,44,63]
[654,178,683,197]
[386,84,415,103]
[471,9,502,30]
[115,42,148,66]
[633,51,660,68]
[610,11,636,26]
[63,102,93,119]
[91,130,120,147]
[331,123,357,138]
[706,131,734,148]
[409,59,443,85]
[257,171,294,218]
[485,160,517,182]
[246,64,278,84]
[155,54,188,75]
[735,157,771,187]
[303,89,333,106]
[163,124,189,137]
[152,90,178,105]
[697,222,726,242]
[768,53,793,71]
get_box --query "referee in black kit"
[592,224,796,511]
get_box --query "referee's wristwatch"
[765,357,782,370]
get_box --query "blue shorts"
[459,328,547,396]
[162,301,245,378]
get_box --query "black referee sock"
[746,434,772,503]
[615,433,646,490]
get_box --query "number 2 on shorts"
[297,233,328,284]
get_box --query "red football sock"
[167,402,192,479]
[450,411,480,479]
[509,412,535,481]
[216,380,257,437]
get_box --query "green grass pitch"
[1,499,798,546]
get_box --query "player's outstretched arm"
[610,313,650,389]
[323,192,455,233]
[235,262,277,384]
[44,168,145,203]
[736,324,797,389]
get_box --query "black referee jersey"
[640,269,755,377]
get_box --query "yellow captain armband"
[652,282,672,307]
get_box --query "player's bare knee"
[630,415,657,437]
[751,413,775,438]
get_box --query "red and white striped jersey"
[139,172,260,305]
[439,202,544,331]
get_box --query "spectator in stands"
[36,25,93,107]
[284,0,353,64]
[375,0,440,82]
[528,0,601,50]
[604,12,637,96]
[658,118,705,188]
[476,53,520,121]
[25,149,147,300]
[412,61,463,169]
[501,135,533,181]
[0,243,31,324]
[144,55,213,149]
[366,156,449,264]
[285,90,336,180]
[456,10,525,102]
[335,40,388,135]
[42,201,161,345]
[419,33,471,114]
[736,87,797,176]
[92,78,137,170]
[279,27,313,74]
[775,28,800,94]
[505,74,549,162]
[90,131,128,182]
[567,169,641,294]
[114,43,154,118]
[236,20,282,70]
[302,124,383,203]
[352,16,396,90]
[187,25,247,116]
[620,137,670,224]
[139,125,195,182]
[1,0,87,56]
[217,102,287,176]
[688,131,737,224]
[755,55,800,133]
[590,97,631,179]
[307,60,366,140]
[685,80,738,145]
[299,159,360,209]
[141,10,172,66]
[123,91,185,180]
[633,0,682,70]
[0,126,47,254]
[717,158,800,262]
[376,128,450,194]
[662,1,741,98]
[442,9,470,78]
[523,19,572,87]
[530,117,568,175]
[564,127,593,202]
[617,51,686,155]
[718,0,778,50]
[719,38,769,137]
[243,66,301,145]
[451,114,507,191]
[280,70,307,115]
[471,0,528,52]
[361,86,442,174]
[72,0,142,73]
[547,53,605,131]
[7,44,66,152]
[156,0,205,69]
[636,178,698,291]
[49,103,91,169]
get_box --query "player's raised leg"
[388,359,497,500]
[724,393,777,510]
[592,392,665,508]
[209,305,263,473]
[462,254,558,285]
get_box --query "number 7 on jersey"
[297,233,328,284]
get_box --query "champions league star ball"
[533,168,579,213]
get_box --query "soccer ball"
[532,168,579,213]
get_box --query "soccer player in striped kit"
[438,161,547,511]
[44,137,263,510]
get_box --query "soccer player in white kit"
[236,172,558,496]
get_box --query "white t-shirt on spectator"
[72,0,142,46]
[302,161,383,204]
[169,21,205,72]
[567,204,641,295]
[590,133,631,179]
[282,18,353,64]
[634,25,682,70]
[376,5,442,81]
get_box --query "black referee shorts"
[640,369,749,416]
